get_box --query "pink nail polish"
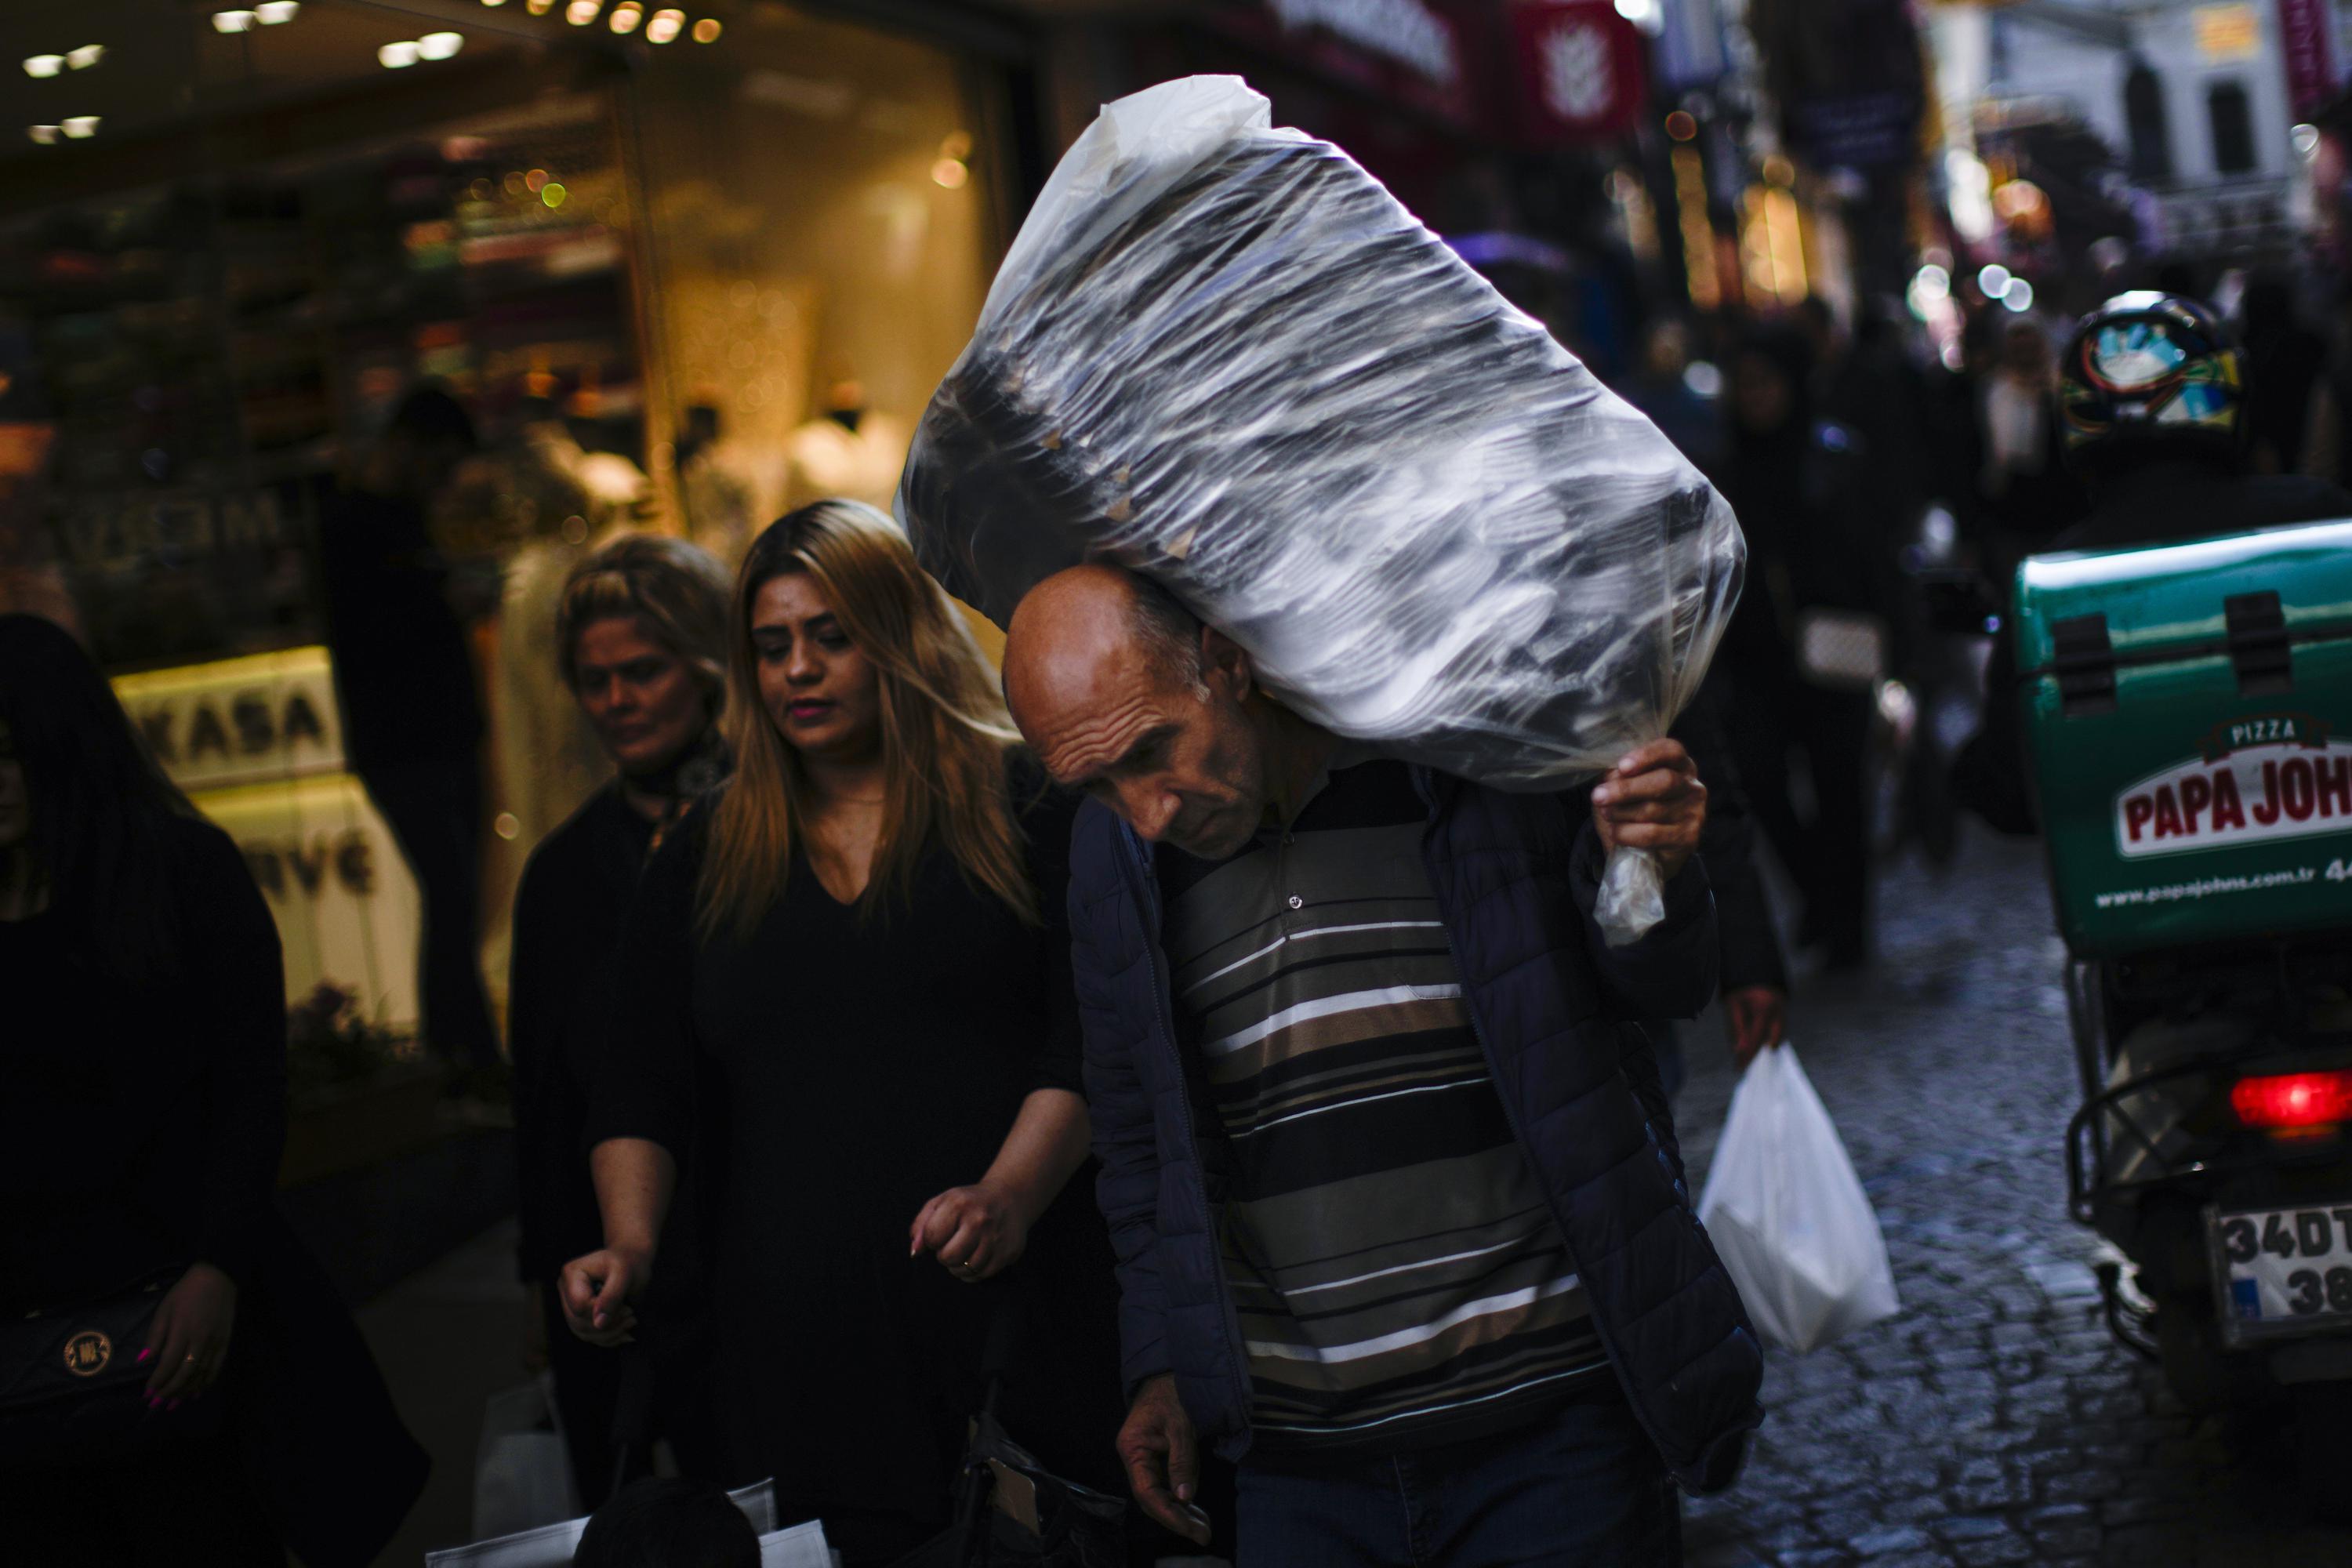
[136,1348,154,1365]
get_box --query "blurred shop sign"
[54,477,323,670]
[60,486,302,569]
[114,646,345,795]
[2194,4,2261,61]
[2277,0,2339,118]
[114,648,422,1028]
[1790,93,1918,170]
[1749,0,1924,171]
[1267,0,1461,86]
[1509,0,1649,143]
[1656,0,1730,89]
[202,772,423,1031]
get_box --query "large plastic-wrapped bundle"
[898,77,1744,938]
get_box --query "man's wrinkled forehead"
[1017,640,1176,788]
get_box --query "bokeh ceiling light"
[931,158,968,189]
[2003,279,2036,314]
[212,10,257,32]
[66,44,104,69]
[566,0,601,24]
[378,39,419,67]
[527,0,554,12]
[26,125,60,144]
[23,55,62,78]
[646,8,683,42]
[691,16,720,42]
[61,115,99,139]
[417,30,463,59]
[255,1,299,22]
[609,2,642,34]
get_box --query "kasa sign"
[2115,716,2352,857]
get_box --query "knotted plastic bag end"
[1595,844,1666,948]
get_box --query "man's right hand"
[558,1245,650,1347]
[1117,1374,1210,1545]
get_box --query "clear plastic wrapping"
[898,78,1744,939]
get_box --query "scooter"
[1961,518,2352,1506]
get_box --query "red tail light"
[2231,1072,2352,1130]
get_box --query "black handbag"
[0,1269,224,1468]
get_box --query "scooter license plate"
[2207,1203,2352,1345]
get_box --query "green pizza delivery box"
[2013,518,2352,959]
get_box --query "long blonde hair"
[696,499,1035,941]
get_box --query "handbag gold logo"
[63,1330,111,1377]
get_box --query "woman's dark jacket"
[1069,769,1764,1493]
[0,815,426,1566]
[510,783,658,1286]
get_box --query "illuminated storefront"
[0,0,1020,1033]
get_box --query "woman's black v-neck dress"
[587,759,1123,1562]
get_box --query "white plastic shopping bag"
[1697,1045,1900,1353]
[429,1479,787,1567]
[470,1374,579,1544]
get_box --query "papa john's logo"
[2115,714,2352,858]
[63,1330,112,1377]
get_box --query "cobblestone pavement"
[1672,826,2352,1568]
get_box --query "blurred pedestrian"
[1620,318,1724,477]
[1657,681,1791,1098]
[318,383,499,1070]
[999,565,1757,1564]
[2238,271,2326,477]
[1806,297,1932,544]
[572,1478,760,1568]
[557,502,1126,1564]
[510,533,733,1503]
[0,614,426,1568]
[1975,317,2087,581]
[1716,323,1888,969]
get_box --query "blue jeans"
[1235,1394,1680,1567]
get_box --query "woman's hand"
[909,1181,1032,1283]
[558,1246,651,1347]
[1591,739,1708,882]
[142,1261,237,1407]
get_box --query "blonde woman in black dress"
[559,503,1123,1563]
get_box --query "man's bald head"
[1004,566,1201,728]
[1003,564,1270,858]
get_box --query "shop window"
[2125,63,2172,183]
[2209,80,2256,175]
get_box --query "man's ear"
[1200,625,1251,697]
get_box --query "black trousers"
[1725,675,1875,959]
[362,757,500,1069]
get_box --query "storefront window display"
[0,1,1011,1039]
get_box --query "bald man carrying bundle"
[1000,565,1761,1566]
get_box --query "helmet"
[2057,292,2243,470]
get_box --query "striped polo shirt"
[1160,760,1609,1453]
